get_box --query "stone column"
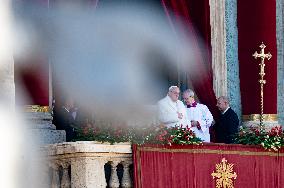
[210,0,241,120]
[50,162,60,188]
[210,0,227,98]
[60,161,71,188]
[276,0,284,125]
[238,0,278,127]
[71,157,107,188]
[121,160,132,188]
[109,161,120,188]
[0,0,15,108]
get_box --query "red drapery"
[238,0,277,115]
[15,57,49,106]
[133,144,284,188]
[161,0,218,119]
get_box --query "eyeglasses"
[171,91,180,95]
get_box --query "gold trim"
[242,114,277,122]
[138,147,284,157]
[136,146,142,188]
[25,105,50,113]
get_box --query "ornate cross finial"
[211,158,237,188]
[253,43,272,62]
[252,43,272,81]
[252,42,272,127]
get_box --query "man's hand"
[177,112,183,119]
[191,120,201,130]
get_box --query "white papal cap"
[168,85,179,92]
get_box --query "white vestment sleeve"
[177,102,190,127]
[198,105,213,133]
[158,102,179,124]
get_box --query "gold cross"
[211,158,237,188]
[252,42,272,127]
[252,42,272,80]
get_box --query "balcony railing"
[45,141,132,188]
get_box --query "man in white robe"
[183,89,213,142]
[158,86,189,127]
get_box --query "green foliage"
[167,125,202,145]
[73,124,202,146]
[235,125,284,151]
[73,126,130,144]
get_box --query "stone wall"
[277,0,284,125]
[225,0,242,121]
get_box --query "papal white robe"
[186,103,213,142]
[158,96,189,127]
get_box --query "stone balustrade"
[45,141,132,188]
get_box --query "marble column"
[276,0,284,125]
[50,162,60,188]
[71,157,107,188]
[60,161,71,188]
[121,160,132,188]
[0,0,15,108]
[210,0,227,98]
[109,161,120,188]
[210,0,241,120]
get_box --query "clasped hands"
[177,113,201,130]
[191,120,201,130]
[177,112,183,119]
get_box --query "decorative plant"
[73,124,202,145]
[74,125,130,144]
[166,125,202,145]
[235,125,284,151]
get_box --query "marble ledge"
[45,141,132,156]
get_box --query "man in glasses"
[158,86,189,127]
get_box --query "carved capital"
[60,160,70,169]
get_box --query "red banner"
[133,143,284,188]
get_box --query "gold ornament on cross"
[211,158,237,188]
[252,42,272,127]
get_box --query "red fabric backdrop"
[15,57,49,106]
[133,144,284,188]
[238,0,277,115]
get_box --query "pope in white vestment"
[183,89,213,142]
[158,86,189,127]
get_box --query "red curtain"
[133,144,284,188]
[15,57,49,106]
[161,0,218,118]
[238,0,277,115]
